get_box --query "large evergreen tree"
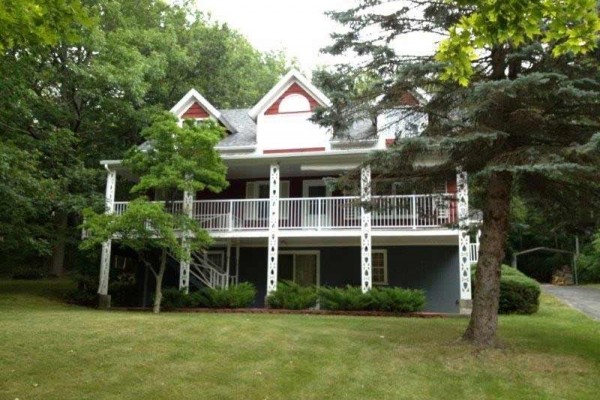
[319,0,600,347]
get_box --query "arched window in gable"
[278,93,311,113]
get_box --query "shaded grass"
[1,280,599,400]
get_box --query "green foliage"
[266,281,319,310]
[578,233,600,283]
[160,284,256,310]
[199,283,256,309]
[318,286,425,312]
[318,286,373,311]
[0,0,287,271]
[368,287,426,313]
[11,267,47,280]
[0,0,90,50]
[125,113,228,195]
[472,264,541,314]
[436,0,600,84]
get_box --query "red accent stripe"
[263,147,326,154]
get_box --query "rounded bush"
[266,281,318,309]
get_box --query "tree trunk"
[463,172,513,347]
[153,250,167,314]
[50,211,68,276]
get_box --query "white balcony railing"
[112,194,455,232]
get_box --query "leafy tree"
[81,113,228,313]
[320,0,600,347]
[0,0,89,50]
[0,0,287,274]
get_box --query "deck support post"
[98,166,117,307]
[235,241,240,285]
[226,240,231,287]
[360,165,372,293]
[456,168,472,314]
[179,190,194,293]
[266,163,280,295]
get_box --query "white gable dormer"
[249,70,332,154]
[170,89,236,133]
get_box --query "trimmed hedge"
[266,281,318,309]
[161,283,256,310]
[472,264,540,315]
[318,286,425,312]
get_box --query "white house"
[98,70,476,313]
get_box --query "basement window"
[372,250,388,285]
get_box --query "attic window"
[278,94,311,113]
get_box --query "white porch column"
[98,167,116,298]
[226,240,231,288]
[360,165,372,293]
[179,190,194,293]
[456,169,472,312]
[235,240,240,285]
[266,163,280,295]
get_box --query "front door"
[278,252,319,287]
[302,180,331,229]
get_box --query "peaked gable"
[182,102,210,119]
[265,82,320,115]
[170,89,237,133]
[248,69,331,119]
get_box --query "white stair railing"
[189,251,232,289]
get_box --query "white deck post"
[457,168,472,313]
[226,240,231,287]
[98,167,116,303]
[266,163,280,295]
[361,165,372,293]
[179,190,194,293]
[235,241,240,285]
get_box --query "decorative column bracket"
[266,164,280,295]
[457,168,472,303]
[98,167,117,297]
[360,165,372,293]
[179,190,194,293]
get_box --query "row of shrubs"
[161,282,257,309]
[472,264,541,315]
[267,282,426,312]
[161,281,426,313]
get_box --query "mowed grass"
[1,280,599,400]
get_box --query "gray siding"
[236,245,460,313]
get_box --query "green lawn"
[1,280,599,400]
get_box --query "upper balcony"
[112,193,457,237]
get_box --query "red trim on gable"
[399,91,419,106]
[263,147,326,154]
[182,102,210,118]
[265,82,320,115]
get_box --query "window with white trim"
[372,250,388,285]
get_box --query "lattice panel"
[361,166,372,293]
[267,164,280,294]
[179,238,190,293]
[456,169,471,299]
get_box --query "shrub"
[159,288,191,310]
[198,282,256,308]
[318,286,372,311]
[266,281,318,309]
[318,286,426,312]
[368,287,426,313]
[11,266,47,280]
[472,264,541,314]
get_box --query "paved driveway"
[542,285,600,321]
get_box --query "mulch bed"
[111,307,460,318]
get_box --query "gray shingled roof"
[217,109,256,147]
